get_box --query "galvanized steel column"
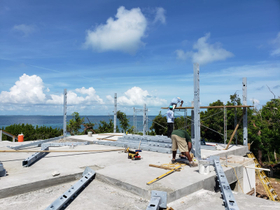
[63,89,67,139]
[193,63,201,159]
[114,93,117,133]
[242,78,248,146]
[224,106,227,144]
[143,104,146,136]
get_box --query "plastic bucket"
[88,132,92,137]
[18,134,24,142]
[199,160,210,175]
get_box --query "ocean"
[0,115,156,132]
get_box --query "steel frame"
[0,162,6,177]
[45,167,96,210]
[41,142,89,147]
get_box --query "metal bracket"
[146,190,167,210]
[45,167,96,210]
[0,162,6,177]
[213,158,239,210]
[22,145,49,167]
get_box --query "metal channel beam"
[22,145,49,167]
[146,190,167,210]
[114,93,117,133]
[193,63,201,159]
[213,158,239,210]
[63,89,67,139]
[42,142,89,147]
[45,167,96,210]
[9,136,63,150]
[242,77,248,146]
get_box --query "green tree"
[249,99,280,164]
[67,112,84,135]
[97,119,116,133]
[150,112,167,135]
[117,110,129,132]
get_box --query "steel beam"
[193,63,201,159]
[45,167,96,210]
[63,89,67,139]
[242,78,248,146]
[22,145,49,167]
[146,190,167,210]
[213,157,239,210]
[41,142,89,148]
[9,136,63,150]
[114,93,117,133]
[143,104,147,135]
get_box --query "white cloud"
[13,24,35,37]
[107,86,167,106]
[83,6,147,54]
[271,32,280,56]
[0,74,104,107]
[0,74,46,104]
[176,33,234,65]
[153,7,166,24]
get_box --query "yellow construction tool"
[146,165,181,185]
[247,152,280,202]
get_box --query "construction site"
[0,64,279,210]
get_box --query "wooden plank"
[149,164,179,171]
[97,138,117,141]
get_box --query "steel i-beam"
[22,145,49,167]
[45,167,96,210]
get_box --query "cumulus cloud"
[0,74,46,104]
[153,7,166,24]
[271,32,280,56]
[107,86,166,106]
[0,74,104,107]
[83,6,147,54]
[13,24,35,37]
[176,33,234,65]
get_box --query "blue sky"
[0,0,279,116]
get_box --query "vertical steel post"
[184,109,187,129]
[143,104,146,136]
[0,130,2,142]
[114,93,117,133]
[242,78,248,146]
[191,110,194,139]
[224,106,227,144]
[234,107,237,145]
[193,63,201,159]
[133,107,136,133]
[63,89,67,139]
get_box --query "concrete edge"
[95,173,151,200]
[0,173,82,199]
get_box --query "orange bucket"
[18,134,24,142]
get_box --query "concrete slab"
[0,136,252,204]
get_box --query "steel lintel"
[45,167,96,210]
[41,142,89,148]
[22,145,49,167]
